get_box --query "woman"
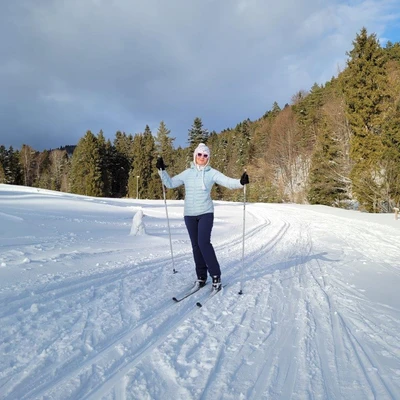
[156,143,249,290]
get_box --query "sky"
[1,0,400,151]
[0,183,399,399]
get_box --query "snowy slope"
[0,184,399,400]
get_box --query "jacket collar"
[190,161,211,171]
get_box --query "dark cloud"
[0,0,399,150]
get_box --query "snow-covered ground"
[0,183,399,400]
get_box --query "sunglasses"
[197,153,209,158]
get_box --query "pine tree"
[342,27,389,211]
[187,117,209,165]
[271,101,281,115]
[155,121,175,170]
[307,123,347,206]
[113,131,134,197]
[127,134,143,198]
[381,81,400,209]
[70,131,104,196]
[0,146,22,185]
[114,131,134,160]
[155,121,177,199]
[143,125,161,199]
[385,41,400,61]
[128,126,160,199]
[343,28,388,136]
[171,146,187,200]
[155,121,174,156]
[0,146,7,183]
[0,162,5,183]
[236,119,251,169]
[97,130,112,197]
[263,101,281,119]
[292,83,325,150]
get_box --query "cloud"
[0,0,399,150]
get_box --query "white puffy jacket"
[159,162,243,216]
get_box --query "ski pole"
[238,181,246,295]
[160,169,178,274]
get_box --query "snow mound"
[130,209,146,236]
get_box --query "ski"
[196,284,227,307]
[172,284,205,302]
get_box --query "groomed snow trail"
[0,189,399,399]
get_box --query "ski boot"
[212,275,221,291]
[197,276,207,288]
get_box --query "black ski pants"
[184,212,221,279]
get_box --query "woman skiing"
[156,143,249,290]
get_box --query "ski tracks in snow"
[120,205,400,399]
[257,206,400,399]
[0,205,272,399]
[0,254,212,399]
[1,202,400,399]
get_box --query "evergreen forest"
[1,28,400,213]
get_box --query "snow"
[0,183,399,400]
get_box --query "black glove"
[240,172,249,185]
[156,156,166,170]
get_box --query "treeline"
[0,119,210,201]
[1,28,400,212]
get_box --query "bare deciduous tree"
[50,149,68,191]
[20,144,36,187]
[322,94,353,196]
[268,107,306,202]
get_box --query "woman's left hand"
[240,172,249,185]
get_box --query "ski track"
[290,208,400,399]
[0,207,270,399]
[1,203,400,399]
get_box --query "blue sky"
[1,0,400,151]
